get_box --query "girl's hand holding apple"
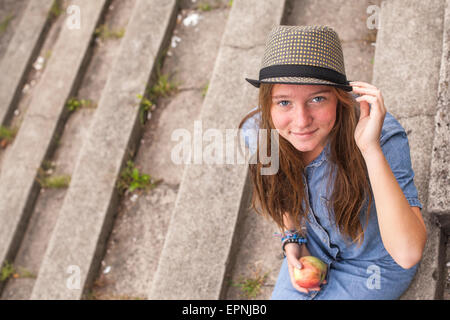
[284,243,327,294]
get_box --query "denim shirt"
[240,108,423,300]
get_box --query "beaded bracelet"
[274,229,307,257]
[273,229,301,239]
[281,232,300,242]
[282,237,307,258]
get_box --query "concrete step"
[87,2,233,300]
[147,0,287,300]
[372,0,448,299]
[429,0,450,235]
[0,0,108,295]
[0,0,30,61]
[0,0,139,300]
[0,0,53,125]
[427,0,450,299]
[30,0,178,300]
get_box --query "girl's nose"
[293,105,313,128]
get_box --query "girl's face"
[270,84,338,165]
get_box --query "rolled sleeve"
[380,125,423,210]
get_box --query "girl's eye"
[278,100,290,107]
[311,96,326,103]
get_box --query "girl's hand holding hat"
[351,81,387,158]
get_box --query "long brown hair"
[238,83,373,246]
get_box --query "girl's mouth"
[292,129,317,137]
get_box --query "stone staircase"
[372,0,449,299]
[0,0,448,300]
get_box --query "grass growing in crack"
[136,59,179,125]
[41,50,52,70]
[37,161,71,189]
[229,265,270,299]
[0,13,14,35]
[137,93,153,125]
[0,261,36,282]
[149,72,179,100]
[95,24,125,40]
[66,97,97,112]
[38,175,71,188]
[0,261,15,282]
[197,1,230,10]
[197,2,212,11]
[49,0,64,19]
[116,160,161,194]
[16,266,37,279]
[148,50,180,101]
[0,125,18,148]
[133,48,179,125]
[202,82,209,97]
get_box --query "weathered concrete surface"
[89,4,231,299]
[1,0,138,300]
[141,6,230,187]
[428,0,450,233]
[0,0,67,174]
[0,189,66,299]
[0,0,108,296]
[0,0,53,125]
[372,0,447,300]
[425,0,450,300]
[148,0,287,300]
[0,0,30,62]
[30,0,178,300]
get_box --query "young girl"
[239,25,427,300]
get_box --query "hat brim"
[245,77,353,92]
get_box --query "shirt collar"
[305,140,331,169]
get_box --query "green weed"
[66,97,96,112]
[0,261,15,282]
[1,261,38,281]
[116,160,161,194]
[137,94,153,125]
[0,125,17,141]
[16,266,37,279]
[148,50,180,101]
[38,175,71,188]
[49,0,64,19]
[0,14,14,35]
[202,82,209,97]
[229,265,270,299]
[197,2,212,11]
[37,161,71,189]
[149,72,179,100]
[95,24,125,40]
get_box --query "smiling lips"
[292,129,317,137]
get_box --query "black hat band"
[259,64,349,86]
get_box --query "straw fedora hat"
[245,25,353,91]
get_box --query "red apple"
[293,256,327,288]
